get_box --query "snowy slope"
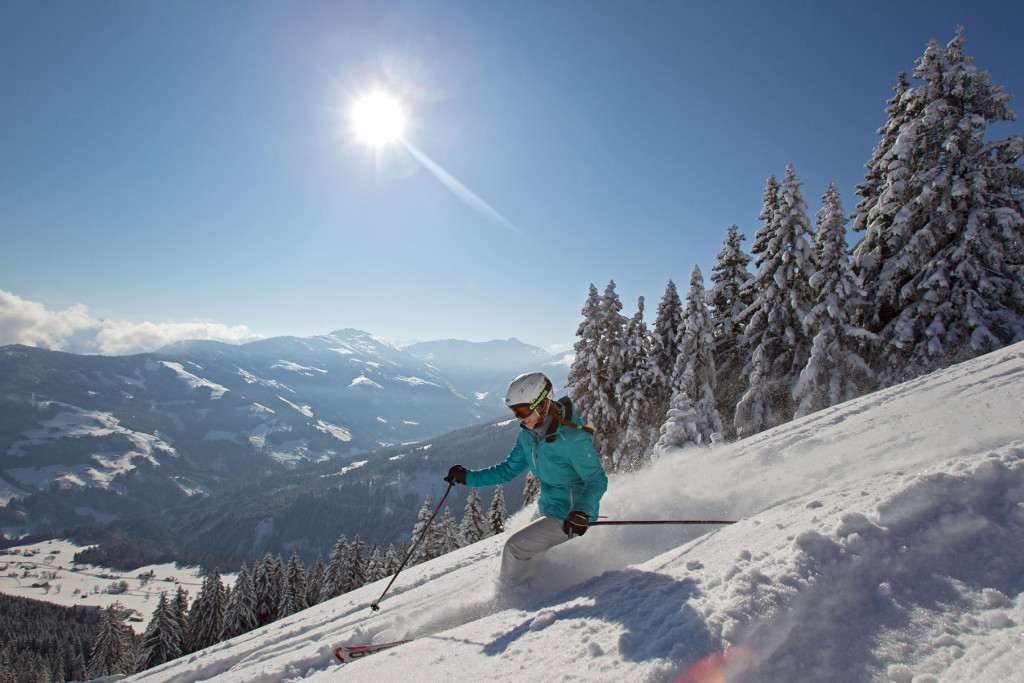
[128,342,1024,682]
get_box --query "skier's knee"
[505,541,532,562]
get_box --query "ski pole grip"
[586,519,737,526]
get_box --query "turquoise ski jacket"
[466,398,608,522]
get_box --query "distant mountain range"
[163,417,533,566]
[0,329,571,555]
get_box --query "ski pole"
[587,519,737,526]
[370,482,454,612]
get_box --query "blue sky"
[2,1,1023,354]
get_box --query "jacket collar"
[521,410,560,443]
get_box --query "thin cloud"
[93,320,258,355]
[0,289,260,355]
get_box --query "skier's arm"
[567,435,607,521]
[465,440,528,488]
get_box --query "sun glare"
[351,92,406,147]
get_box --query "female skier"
[445,372,608,584]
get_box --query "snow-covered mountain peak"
[327,328,399,344]
[0,333,569,537]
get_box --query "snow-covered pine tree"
[654,387,702,456]
[438,507,461,555]
[851,28,1024,384]
[522,472,540,506]
[850,55,941,342]
[220,563,258,641]
[612,297,658,470]
[266,555,286,624]
[306,555,327,607]
[137,593,181,672]
[707,225,756,439]
[345,535,367,591]
[487,485,507,535]
[661,266,722,449]
[43,656,57,682]
[48,650,64,683]
[68,646,88,682]
[794,183,876,418]
[222,584,231,624]
[459,487,488,545]
[409,496,434,565]
[277,579,300,620]
[649,280,685,420]
[565,284,601,408]
[287,553,308,597]
[364,543,387,583]
[38,655,53,682]
[850,71,911,240]
[170,586,191,655]
[87,602,135,678]
[252,554,273,626]
[188,569,226,653]
[422,509,446,561]
[279,552,308,618]
[687,266,723,439]
[2,650,15,680]
[735,165,817,437]
[384,544,400,576]
[567,280,628,467]
[751,174,781,266]
[325,534,350,598]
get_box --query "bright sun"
[351,92,406,147]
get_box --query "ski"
[334,639,412,664]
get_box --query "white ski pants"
[500,515,569,583]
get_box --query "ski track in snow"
[127,342,1024,683]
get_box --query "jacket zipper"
[526,419,563,473]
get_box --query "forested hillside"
[567,28,1024,473]
[0,593,102,682]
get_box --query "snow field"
[0,539,231,634]
[128,342,1024,681]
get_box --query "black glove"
[562,510,590,538]
[444,465,467,485]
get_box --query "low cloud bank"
[0,289,260,355]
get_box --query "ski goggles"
[509,388,550,419]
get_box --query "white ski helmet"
[504,372,553,416]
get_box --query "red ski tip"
[335,640,413,664]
